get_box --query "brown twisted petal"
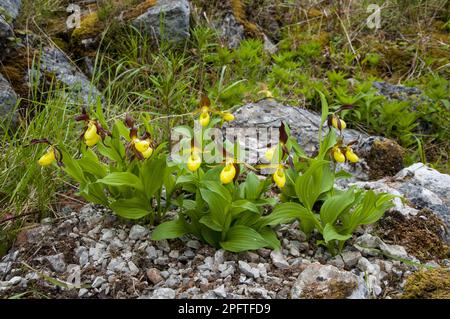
[129,127,138,139]
[199,94,211,108]
[96,122,111,138]
[327,114,333,128]
[29,138,50,146]
[279,122,288,145]
[75,113,89,121]
[233,163,240,182]
[125,114,135,128]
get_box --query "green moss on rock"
[402,268,450,299]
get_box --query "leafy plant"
[276,161,396,254]
[36,108,175,223]
[152,168,284,252]
[271,91,396,254]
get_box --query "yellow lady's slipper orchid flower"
[141,147,154,159]
[134,139,151,153]
[345,147,359,163]
[220,163,236,184]
[222,112,235,122]
[84,122,101,147]
[264,146,276,162]
[85,133,101,147]
[84,122,98,140]
[187,152,202,172]
[273,167,286,188]
[201,106,209,113]
[332,147,346,163]
[199,111,210,127]
[332,117,347,130]
[38,148,56,166]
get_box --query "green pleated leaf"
[220,225,270,252]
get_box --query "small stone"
[357,257,381,275]
[92,276,106,288]
[198,257,214,271]
[238,261,260,279]
[156,240,171,252]
[41,217,52,224]
[128,261,139,276]
[117,229,127,241]
[248,286,270,298]
[214,250,226,265]
[186,240,201,250]
[182,249,195,259]
[75,247,89,266]
[379,242,411,260]
[101,229,115,242]
[329,256,345,269]
[243,251,259,263]
[219,263,235,278]
[146,246,158,259]
[270,250,289,269]
[154,257,169,266]
[213,284,227,298]
[289,246,300,257]
[87,224,102,237]
[89,243,107,262]
[107,257,128,273]
[168,250,179,259]
[45,254,66,273]
[258,248,271,258]
[257,263,268,278]
[341,251,362,268]
[147,268,163,284]
[129,225,149,240]
[109,238,124,250]
[0,262,11,276]
[8,276,22,286]
[166,275,180,288]
[151,287,176,299]
[78,288,89,297]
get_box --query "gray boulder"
[216,12,245,49]
[0,73,18,126]
[291,263,368,299]
[0,0,21,44]
[353,163,450,241]
[39,46,103,107]
[132,0,190,43]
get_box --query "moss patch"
[376,210,449,262]
[401,268,450,299]
[366,138,405,180]
[71,12,103,40]
[0,46,36,99]
[301,279,358,299]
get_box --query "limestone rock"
[291,263,367,299]
[132,0,190,43]
[0,0,21,48]
[39,46,103,107]
[353,163,450,241]
[0,73,18,127]
[216,12,245,49]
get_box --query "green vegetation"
[1,0,449,254]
